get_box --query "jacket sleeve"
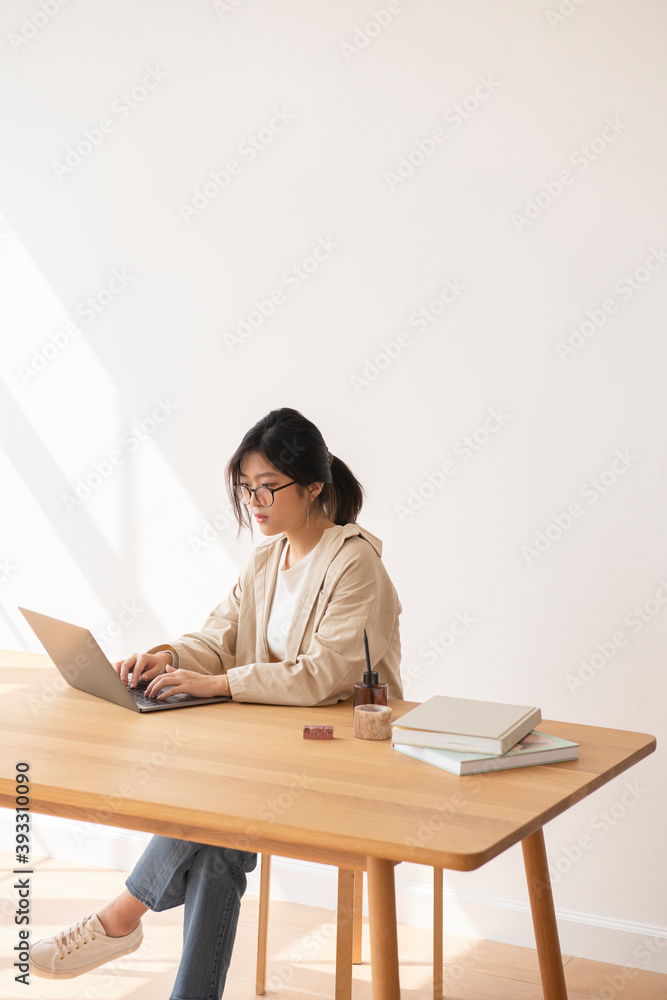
[226,551,402,707]
[146,573,242,676]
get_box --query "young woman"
[30,406,404,1000]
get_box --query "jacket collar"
[252,523,382,661]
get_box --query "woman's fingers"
[143,667,219,700]
[114,654,138,687]
[114,653,162,687]
[145,669,178,699]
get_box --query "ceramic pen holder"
[354,703,392,740]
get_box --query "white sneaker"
[30,913,143,979]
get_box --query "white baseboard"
[264,854,667,975]
[3,811,665,975]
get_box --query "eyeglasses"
[235,481,298,507]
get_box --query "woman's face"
[238,450,317,535]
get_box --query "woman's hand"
[114,651,171,688]
[145,665,229,700]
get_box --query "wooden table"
[0,650,656,1000]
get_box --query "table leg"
[255,854,271,995]
[521,827,568,1000]
[335,868,355,1000]
[432,867,443,1000]
[352,868,364,964]
[366,856,400,1000]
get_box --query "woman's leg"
[96,889,147,936]
[30,835,256,995]
[126,834,257,1000]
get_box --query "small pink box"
[303,725,334,740]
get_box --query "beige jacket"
[148,522,404,707]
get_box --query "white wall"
[1,0,665,974]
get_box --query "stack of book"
[391,695,579,775]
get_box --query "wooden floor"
[1,852,664,1000]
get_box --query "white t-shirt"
[266,540,319,660]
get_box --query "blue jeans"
[126,835,257,1000]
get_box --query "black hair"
[225,407,364,537]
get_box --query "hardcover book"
[391,695,542,755]
[392,730,579,775]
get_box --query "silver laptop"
[19,606,231,713]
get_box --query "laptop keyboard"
[127,680,198,708]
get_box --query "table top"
[0,650,656,871]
